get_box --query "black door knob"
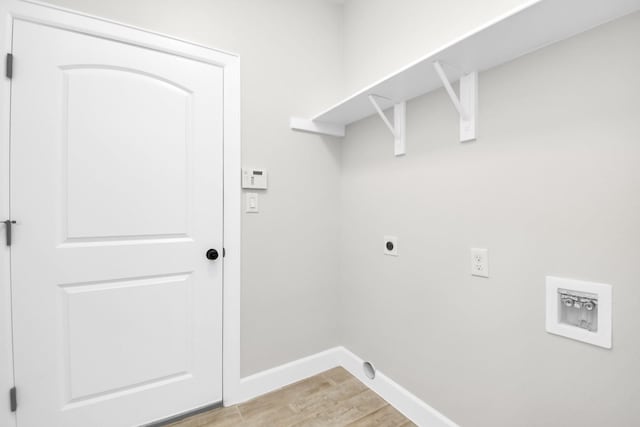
[206,249,219,260]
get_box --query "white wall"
[339,7,640,427]
[37,0,344,377]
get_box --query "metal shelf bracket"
[368,95,406,156]
[433,61,477,142]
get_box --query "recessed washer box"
[546,276,612,349]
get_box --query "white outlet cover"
[384,236,398,256]
[546,276,612,349]
[470,248,489,278]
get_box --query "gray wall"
[39,0,344,377]
[338,10,640,427]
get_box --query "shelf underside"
[292,0,640,135]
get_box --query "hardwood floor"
[168,367,416,427]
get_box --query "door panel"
[62,274,192,403]
[11,18,223,427]
[63,66,192,240]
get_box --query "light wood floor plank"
[238,375,333,420]
[290,389,387,426]
[289,377,367,413]
[321,367,353,385]
[170,368,412,427]
[167,406,242,427]
[347,404,418,427]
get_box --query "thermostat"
[242,168,268,189]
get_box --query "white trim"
[18,0,239,58]
[0,1,242,423]
[222,54,242,406]
[235,348,342,404]
[234,347,459,427]
[336,348,459,427]
[0,2,17,427]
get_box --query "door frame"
[0,1,242,425]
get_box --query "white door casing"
[0,2,241,427]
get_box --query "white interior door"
[10,17,224,427]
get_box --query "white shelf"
[291,0,640,142]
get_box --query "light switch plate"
[242,168,268,189]
[246,193,259,213]
[470,248,489,277]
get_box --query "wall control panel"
[242,168,268,189]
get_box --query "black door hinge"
[9,387,16,412]
[223,248,226,258]
[3,220,16,246]
[5,53,12,79]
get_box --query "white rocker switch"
[246,193,259,213]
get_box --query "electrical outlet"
[470,248,489,277]
[384,236,398,256]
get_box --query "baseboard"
[335,347,459,427]
[234,346,459,427]
[234,347,342,404]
